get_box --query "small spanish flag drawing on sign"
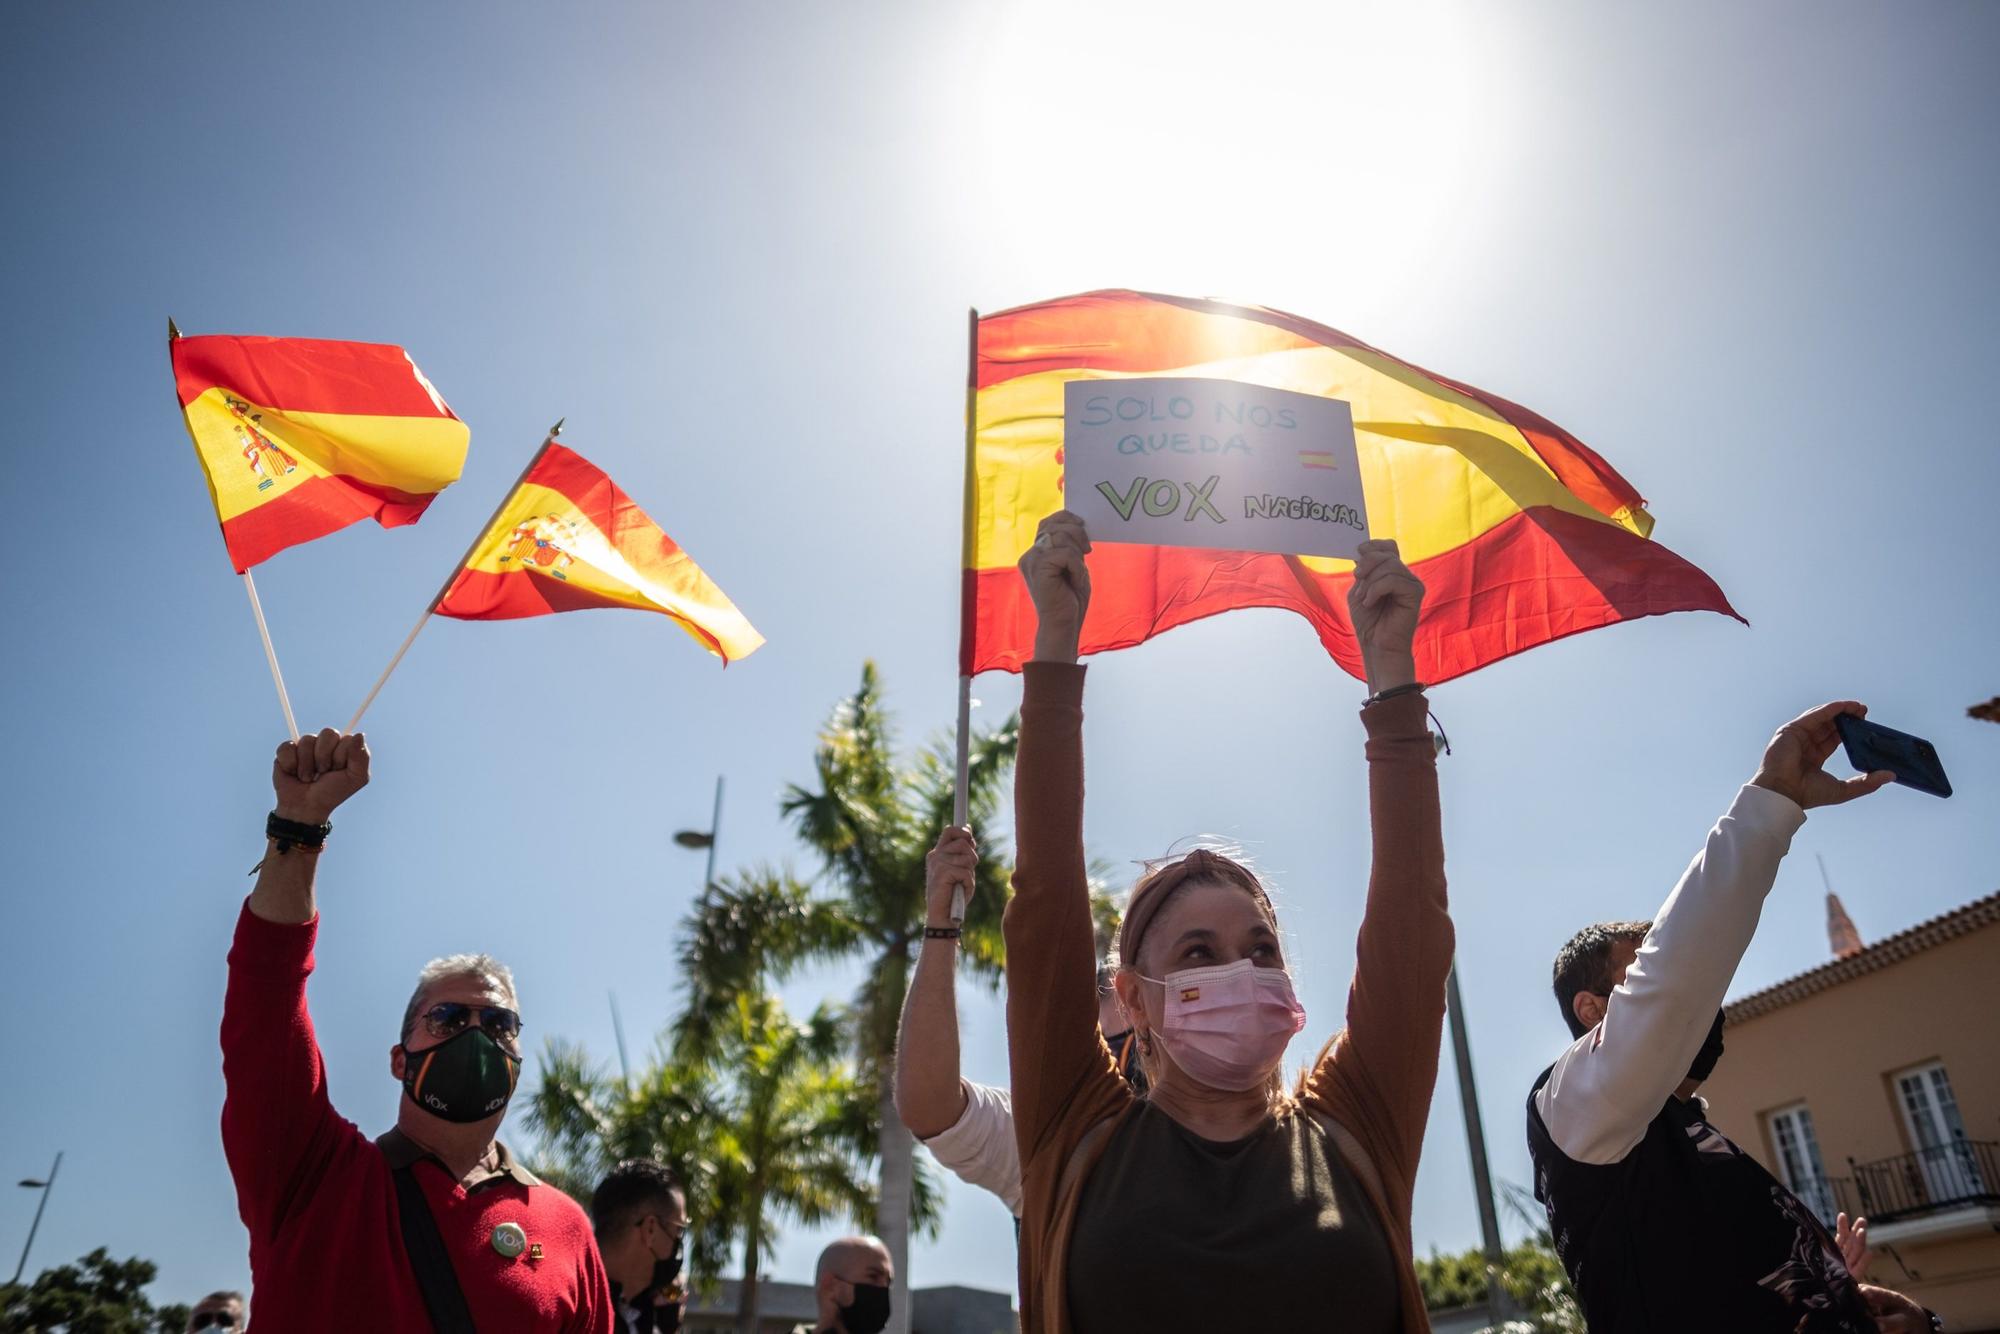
[433,442,765,664]
[171,331,469,572]
[1297,451,1341,471]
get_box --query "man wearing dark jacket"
[1527,702,1933,1332]
[592,1159,688,1333]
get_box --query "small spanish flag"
[172,331,470,572]
[433,442,765,663]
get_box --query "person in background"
[591,1159,688,1333]
[1005,512,1452,1333]
[220,727,613,1331]
[184,1291,246,1332]
[1528,701,1936,1333]
[893,827,1143,1219]
[795,1236,894,1334]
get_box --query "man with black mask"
[893,828,1145,1219]
[592,1159,688,1333]
[1527,702,1935,1333]
[221,727,614,1331]
[796,1237,893,1334]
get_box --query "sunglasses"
[420,1001,523,1042]
[647,1216,687,1255]
[190,1314,239,1331]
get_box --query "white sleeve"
[920,1079,1022,1216]
[1536,783,1805,1165]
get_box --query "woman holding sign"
[1004,510,1450,1333]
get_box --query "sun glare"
[971,0,1498,316]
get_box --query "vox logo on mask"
[402,1027,521,1123]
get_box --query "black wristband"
[922,926,963,940]
[266,811,331,854]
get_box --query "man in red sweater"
[221,726,613,1331]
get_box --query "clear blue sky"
[4,0,1997,1308]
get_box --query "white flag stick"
[344,606,433,733]
[949,307,979,923]
[171,318,297,744]
[344,419,564,732]
[242,570,300,743]
[951,673,972,923]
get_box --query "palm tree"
[526,990,882,1334]
[680,662,1018,1334]
[670,864,858,1062]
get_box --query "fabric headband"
[1117,847,1276,969]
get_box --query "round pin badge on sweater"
[492,1222,527,1258]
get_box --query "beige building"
[1702,889,2000,1332]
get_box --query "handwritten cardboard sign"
[1062,378,1368,559]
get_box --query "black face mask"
[615,1227,682,1312]
[839,1282,891,1334]
[400,1026,521,1123]
[1686,1009,1726,1083]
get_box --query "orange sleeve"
[1302,690,1454,1180]
[1004,663,1127,1164]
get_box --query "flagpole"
[609,991,632,1091]
[243,571,301,742]
[170,317,302,744]
[1447,962,1514,1327]
[950,308,979,922]
[344,418,564,732]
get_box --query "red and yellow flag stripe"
[963,290,1739,681]
[172,333,469,572]
[434,443,765,664]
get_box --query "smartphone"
[1835,714,1952,798]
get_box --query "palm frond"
[673,866,859,1061]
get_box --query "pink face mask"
[1139,958,1307,1091]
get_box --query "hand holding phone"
[1835,714,1952,798]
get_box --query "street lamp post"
[1446,966,1513,1329]
[672,775,725,892]
[12,1150,62,1286]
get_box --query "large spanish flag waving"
[964,291,1739,682]
[172,331,470,572]
[433,442,765,663]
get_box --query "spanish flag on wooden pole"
[345,429,764,730]
[170,323,469,740]
[170,327,469,572]
[960,290,1740,684]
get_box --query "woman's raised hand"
[1020,510,1092,663]
[1348,539,1424,694]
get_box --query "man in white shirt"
[1527,700,1934,1333]
[893,827,1141,1217]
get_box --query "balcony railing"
[1849,1141,2000,1223]
[1788,1174,1856,1226]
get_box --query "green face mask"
[402,1027,521,1123]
